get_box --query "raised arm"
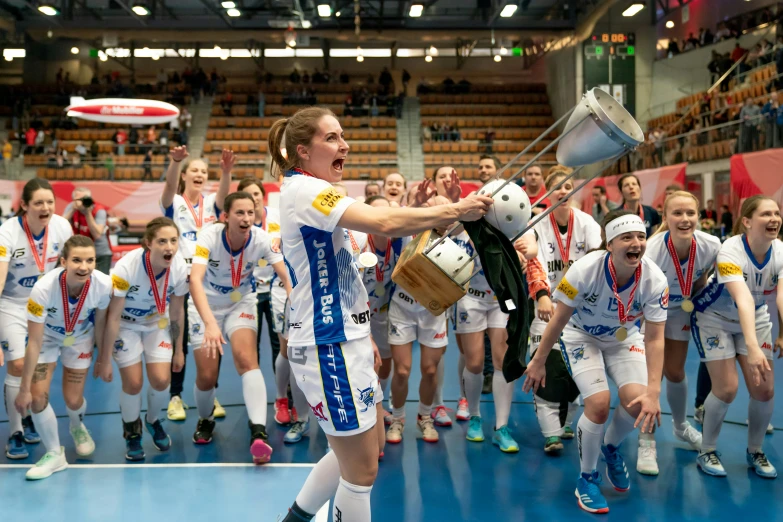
[161,146,189,210]
[215,149,235,212]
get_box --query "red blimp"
[65,97,180,125]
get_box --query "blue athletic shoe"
[747,450,777,479]
[697,450,727,477]
[6,432,29,459]
[284,420,310,444]
[145,419,171,451]
[466,416,484,442]
[125,435,145,461]
[492,425,519,453]
[575,470,609,514]
[22,416,41,444]
[601,444,630,492]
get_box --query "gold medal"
[681,298,694,313]
[615,327,628,342]
[158,317,169,329]
[230,289,242,302]
[258,259,268,268]
[376,286,385,297]
[63,334,75,347]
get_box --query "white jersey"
[362,236,403,316]
[533,209,602,288]
[390,236,426,313]
[0,215,73,302]
[693,235,783,321]
[279,172,371,346]
[254,207,281,294]
[452,231,495,302]
[27,268,112,340]
[645,230,720,311]
[192,224,283,307]
[110,248,189,326]
[553,250,669,339]
[161,192,220,267]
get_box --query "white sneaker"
[694,405,704,425]
[745,419,775,434]
[26,446,68,480]
[674,422,702,451]
[70,423,96,457]
[636,439,659,476]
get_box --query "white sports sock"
[463,369,483,417]
[748,398,774,453]
[275,352,291,400]
[458,353,466,398]
[66,397,87,430]
[194,383,216,420]
[577,414,605,474]
[294,450,341,514]
[493,372,513,429]
[120,391,142,423]
[32,403,60,452]
[146,385,170,424]
[392,405,405,420]
[333,477,373,522]
[433,356,445,407]
[534,396,563,437]
[289,367,310,424]
[701,392,730,452]
[565,399,579,427]
[4,374,23,435]
[417,401,432,418]
[666,377,689,429]
[242,369,268,425]
[379,376,390,409]
[604,406,637,448]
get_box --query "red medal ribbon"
[22,216,48,275]
[291,168,316,178]
[549,209,574,270]
[607,256,642,327]
[666,234,696,300]
[623,202,645,222]
[144,250,170,316]
[347,231,359,254]
[60,271,91,336]
[367,235,392,283]
[184,194,204,230]
[225,229,246,289]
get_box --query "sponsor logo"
[311,401,328,423]
[268,223,280,233]
[191,323,201,334]
[77,351,93,359]
[19,276,39,288]
[660,287,669,308]
[312,239,335,325]
[100,105,145,115]
[158,341,173,350]
[585,292,599,304]
[581,324,618,337]
[0,341,8,351]
[434,331,447,340]
[27,299,44,317]
[47,307,57,314]
[629,345,645,355]
[590,378,605,385]
[357,384,375,413]
[570,344,588,362]
[682,324,691,331]
[125,307,153,317]
[112,274,130,292]
[576,241,586,253]
[459,311,469,324]
[530,335,542,344]
[580,306,594,316]
[390,324,400,336]
[239,312,255,320]
[705,335,720,351]
[761,342,772,351]
[113,339,128,352]
[46,256,58,263]
[324,345,349,424]
[288,322,302,329]
[556,278,578,300]
[468,287,486,299]
[182,231,197,242]
[0,246,5,257]
[312,188,344,216]
[397,291,414,305]
[351,310,370,324]
[717,262,742,277]
[195,245,210,259]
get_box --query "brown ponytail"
[267,107,336,178]
[733,195,778,236]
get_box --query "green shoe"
[492,425,519,453]
[544,436,563,454]
[562,426,575,439]
[466,416,484,442]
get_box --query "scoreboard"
[583,32,636,116]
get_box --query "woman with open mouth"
[618,174,661,239]
[638,191,721,476]
[271,107,492,522]
[523,210,668,514]
[382,172,407,206]
[15,235,113,480]
[160,146,234,422]
[99,217,188,461]
[690,195,783,480]
[188,192,291,464]
[0,178,73,462]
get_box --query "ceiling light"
[357,54,364,62]
[220,55,228,60]
[425,55,432,62]
[409,4,423,17]
[317,4,331,17]
[500,3,517,17]
[335,10,341,16]
[302,20,311,28]
[71,47,79,54]
[132,4,149,15]
[494,54,502,62]
[221,1,235,7]
[666,20,674,28]
[4,56,11,61]
[226,8,240,16]
[152,55,159,60]
[99,51,108,62]
[429,45,438,56]
[500,46,507,55]
[622,3,644,17]
[38,4,59,15]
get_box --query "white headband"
[605,215,646,243]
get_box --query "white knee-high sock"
[458,353,466,398]
[666,377,689,429]
[32,404,60,452]
[294,450,341,514]
[604,406,637,448]
[577,414,605,474]
[146,385,170,424]
[493,372,513,429]
[289,366,310,424]
[463,369,483,417]
[120,391,142,423]
[275,353,291,400]
[242,369,268,426]
[534,396,563,437]
[66,397,87,429]
[433,356,445,407]
[748,398,774,453]
[333,477,373,522]
[194,383,216,420]
[4,374,23,435]
[701,392,730,452]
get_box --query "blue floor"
[2,324,783,520]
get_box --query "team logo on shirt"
[312,188,344,216]
[357,384,375,413]
[0,341,8,351]
[659,287,669,308]
[705,336,721,351]
[113,339,128,353]
[311,402,328,423]
[576,241,586,253]
[390,324,400,336]
[570,344,588,362]
[459,311,469,323]
[191,323,201,335]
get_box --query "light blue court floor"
[2,327,783,521]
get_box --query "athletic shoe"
[601,444,630,491]
[636,439,659,476]
[482,374,493,394]
[249,423,273,464]
[492,425,519,453]
[386,419,404,444]
[697,450,727,477]
[431,405,453,427]
[25,446,67,480]
[418,415,439,443]
[768,423,775,435]
[145,419,172,451]
[213,398,226,419]
[562,426,575,439]
[70,423,96,457]
[291,407,298,422]
[5,432,28,459]
[466,416,484,442]
[544,436,563,454]
[456,398,470,421]
[167,396,187,421]
[747,450,777,479]
[673,423,702,451]
[575,470,609,514]
[694,405,704,425]
[22,416,41,443]
[193,418,216,444]
[383,410,393,426]
[274,397,292,425]
[125,434,145,461]
[284,420,310,444]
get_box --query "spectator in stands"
[761,91,783,148]
[62,187,113,274]
[159,127,169,154]
[157,69,168,92]
[2,140,11,175]
[35,128,45,154]
[105,154,115,181]
[708,51,722,83]
[667,38,681,57]
[128,127,139,154]
[289,68,301,83]
[402,69,411,93]
[74,141,87,159]
[700,199,719,234]
[258,90,265,118]
[649,126,666,167]
[720,204,733,237]
[699,27,714,46]
[180,107,192,132]
[210,68,219,96]
[90,140,99,160]
[113,128,127,156]
[522,163,549,216]
[714,22,731,42]
[379,67,393,95]
[450,124,461,142]
[591,185,617,224]
[684,33,700,52]
[731,41,747,63]
[142,148,153,181]
[483,127,496,153]
[739,97,761,152]
[147,125,157,149]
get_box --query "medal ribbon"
[549,209,574,269]
[184,194,204,230]
[347,231,359,254]
[623,202,645,222]
[367,235,392,283]
[144,250,170,317]
[225,229,246,290]
[607,256,642,327]
[60,271,90,336]
[666,234,696,300]
[22,216,48,274]
[290,168,316,178]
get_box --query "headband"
[605,215,646,243]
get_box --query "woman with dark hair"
[617,174,661,238]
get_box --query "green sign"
[89,48,98,58]
[512,47,522,56]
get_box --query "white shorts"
[40,334,94,370]
[388,300,448,348]
[691,311,774,362]
[112,324,174,368]
[453,296,508,334]
[559,323,648,399]
[529,316,546,354]
[287,337,379,437]
[640,307,692,342]
[371,313,390,359]
[0,299,29,362]
[270,282,289,339]
[188,293,258,350]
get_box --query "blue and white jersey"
[693,235,783,321]
[161,192,220,269]
[452,231,497,302]
[280,171,370,346]
[553,250,669,339]
[645,229,720,311]
[361,235,403,316]
[532,208,602,288]
[254,206,281,294]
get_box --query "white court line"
[0,462,316,469]
[315,503,329,522]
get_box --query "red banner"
[578,163,688,214]
[730,149,783,214]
